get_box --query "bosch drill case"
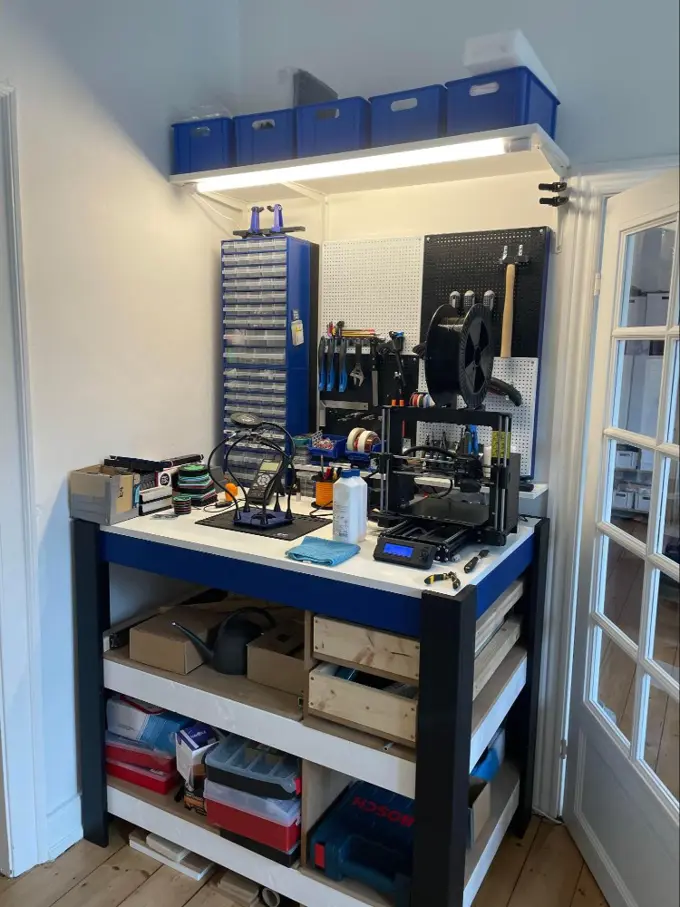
[309,782,414,906]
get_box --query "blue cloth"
[285,536,360,567]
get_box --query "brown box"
[468,777,492,846]
[247,620,306,696]
[69,464,140,525]
[129,605,232,675]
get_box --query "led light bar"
[195,137,508,194]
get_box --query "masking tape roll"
[347,427,363,452]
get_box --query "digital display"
[383,543,414,558]
[260,461,279,472]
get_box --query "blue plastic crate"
[234,108,296,165]
[369,85,446,147]
[296,97,370,157]
[446,66,559,138]
[309,435,347,462]
[172,117,234,174]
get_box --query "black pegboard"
[420,227,551,358]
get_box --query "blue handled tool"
[318,337,327,391]
[326,338,336,392]
[338,337,348,392]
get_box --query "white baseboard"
[47,795,82,861]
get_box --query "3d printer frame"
[378,405,519,547]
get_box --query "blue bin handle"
[338,835,403,897]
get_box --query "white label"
[291,319,304,346]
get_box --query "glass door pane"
[619,222,676,327]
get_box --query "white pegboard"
[416,357,539,476]
[320,237,424,349]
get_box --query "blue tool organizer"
[222,236,313,485]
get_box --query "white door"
[565,170,680,907]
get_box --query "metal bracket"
[282,181,327,203]
[192,188,247,215]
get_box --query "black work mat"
[197,510,329,541]
[420,227,551,357]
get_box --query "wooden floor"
[0,819,607,907]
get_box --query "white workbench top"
[104,501,536,601]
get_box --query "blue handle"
[326,343,336,392]
[318,338,326,391]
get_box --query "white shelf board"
[108,763,520,907]
[171,125,569,204]
[464,764,521,906]
[104,645,526,798]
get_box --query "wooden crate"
[307,663,419,746]
[306,580,524,747]
[312,616,420,683]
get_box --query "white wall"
[235,0,679,166]
[0,0,241,862]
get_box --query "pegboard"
[416,358,539,477]
[319,234,544,477]
[321,237,424,349]
[421,228,551,357]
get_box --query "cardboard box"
[130,605,233,675]
[176,722,219,786]
[69,464,140,525]
[248,620,306,696]
[468,776,492,846]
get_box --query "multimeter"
[248,457,281,505]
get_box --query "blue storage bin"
[172,117,234,174]
[446,66,559,139]
[370,85,446,147]
[234,108,296,165]
[309,435,347,462]
[296,97,370,158]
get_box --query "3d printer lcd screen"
[383,543,414,558]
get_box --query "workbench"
[74,502,548,907]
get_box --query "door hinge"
[593,272,602,297]
[560,738,568,759]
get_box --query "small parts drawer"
[312,616,420,683]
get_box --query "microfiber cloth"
[285,536,360,567]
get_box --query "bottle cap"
[344,469,360,477]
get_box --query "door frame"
[0,82,47,875]
[535,157,679,819]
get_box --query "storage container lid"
[204,780,301,826]
[205,735,300,796]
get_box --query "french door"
[565,171,679,907]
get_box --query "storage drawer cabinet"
[221,236,317,488]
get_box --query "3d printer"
[373,302,521,569]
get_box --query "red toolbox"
[107,759,179,795]
[204,780,300,852]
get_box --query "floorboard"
[0,819,610,907]
[570,864,609,906]
[0,827,126,907]
[473,816,541,907]
[506,823,584,907]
